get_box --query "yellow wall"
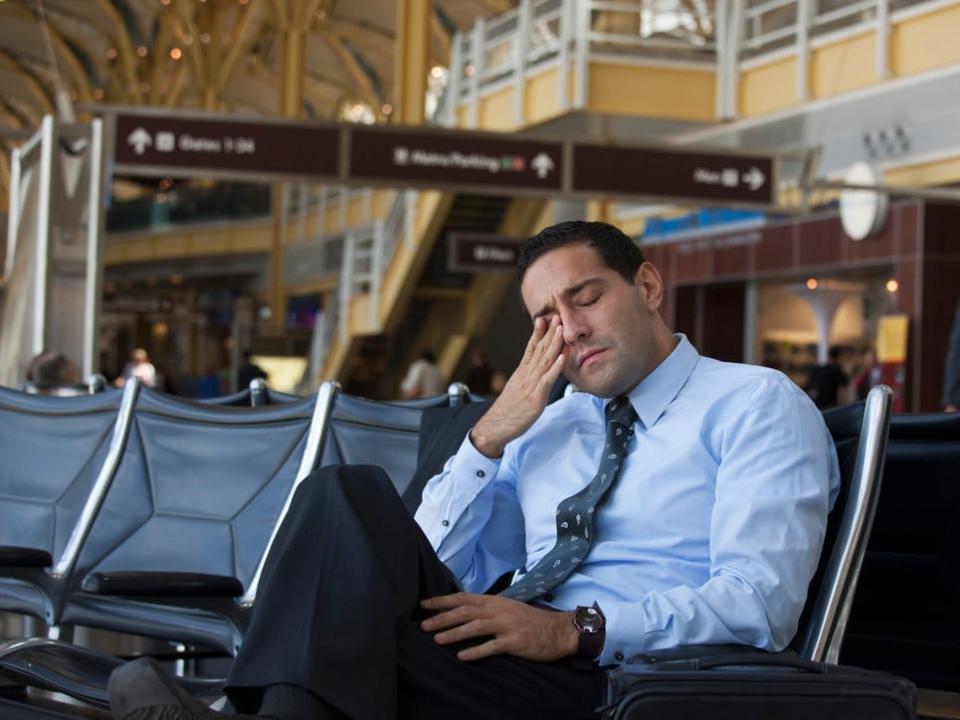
[587,62,715,120]
[524,67,564,125]
[885,154,960,187]
[739,56,796,117]
[811,31,876,98]
[478,86,515,131]
[892,3,960,76]
[105,221,272,265]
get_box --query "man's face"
[519,243,662,398]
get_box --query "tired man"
[109,221,838,720]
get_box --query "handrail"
[445,0,945,127]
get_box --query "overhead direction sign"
[348,126,564,193]
[107,108,781,209]
[114,113,339,179]
[447,233,522,273]
[572,143,776,206]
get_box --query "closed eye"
[578,294,600,307]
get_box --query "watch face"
[576,606,603,634]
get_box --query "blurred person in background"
[805,346,849,410]
[463,348,493,395]
[115,348,157,389]
[24,352,81,395]
[238,351,268,391]
[400,348,445,399]
[852,347,882,402]
[943,299,960,412]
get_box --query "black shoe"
[108,657,253,720]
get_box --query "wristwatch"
[573,603,606,661]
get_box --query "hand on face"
[419,592,577,662]
[469,315,566,458]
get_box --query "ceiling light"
[170,47,182,60]
[886,279,899,293]
[137,46,148,57]
[806,278,818,290]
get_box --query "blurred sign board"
[877,314,909,363]
[448,233,522,272]
[349,126,564,193]
[107,109,780,208]
[113,113,339,179]
[572,143,776,206]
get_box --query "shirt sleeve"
[598,376,838,665]
[400,361,423,394]
[414,433,527,593]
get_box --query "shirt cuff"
[446,430,503,495]
[418,431,504,548]
[597,601,642,666]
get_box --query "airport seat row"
[0,378,471,660]
[3,382,958,716]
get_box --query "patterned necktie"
[502,395,638,602]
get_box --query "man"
[115,348,157,389]
[400,348,446,399]
[238,351,269,391]
[25,351,81,394]
[109,221,838,720]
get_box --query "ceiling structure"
[0,0,516,201]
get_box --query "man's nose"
[559,309,588,345]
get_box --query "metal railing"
[444,0,947,125]
[445,0,720,126]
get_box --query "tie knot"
[605,395,637,427]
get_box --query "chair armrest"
[0,546,53,568]
[81,571,244,598]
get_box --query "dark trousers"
[226,465,602,720]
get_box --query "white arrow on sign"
[743,166,766,191]
[127,127,153,155]
[531,152,554,179]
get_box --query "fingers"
[434,618,492,645]
[538,353,566,393]
[530,316,562,368]
[458,638,504,662]
[420,592,482,611]
[420,604,481,632]
[521,316,547,363]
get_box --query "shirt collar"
[618,334,699,429]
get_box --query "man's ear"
[635,262,664,311]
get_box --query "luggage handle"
[676,653,825,673]
[628,649,833,674]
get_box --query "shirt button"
[543,593,553,602]
[476,470,485,478]
[441,520,449,527]
[615,652,625,662]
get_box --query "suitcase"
[601,647,917,720]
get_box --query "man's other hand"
[420,592,578,662]
[470,316,566,458]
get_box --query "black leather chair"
[0,382,137,626]
[51,384,330,655]
[840,411,960,690]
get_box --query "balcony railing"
[443,0,948,125]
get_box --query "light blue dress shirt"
[415,335,840,666]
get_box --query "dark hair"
[27,352,75,388]
[516,221,645,285]
[420,349,437,363]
